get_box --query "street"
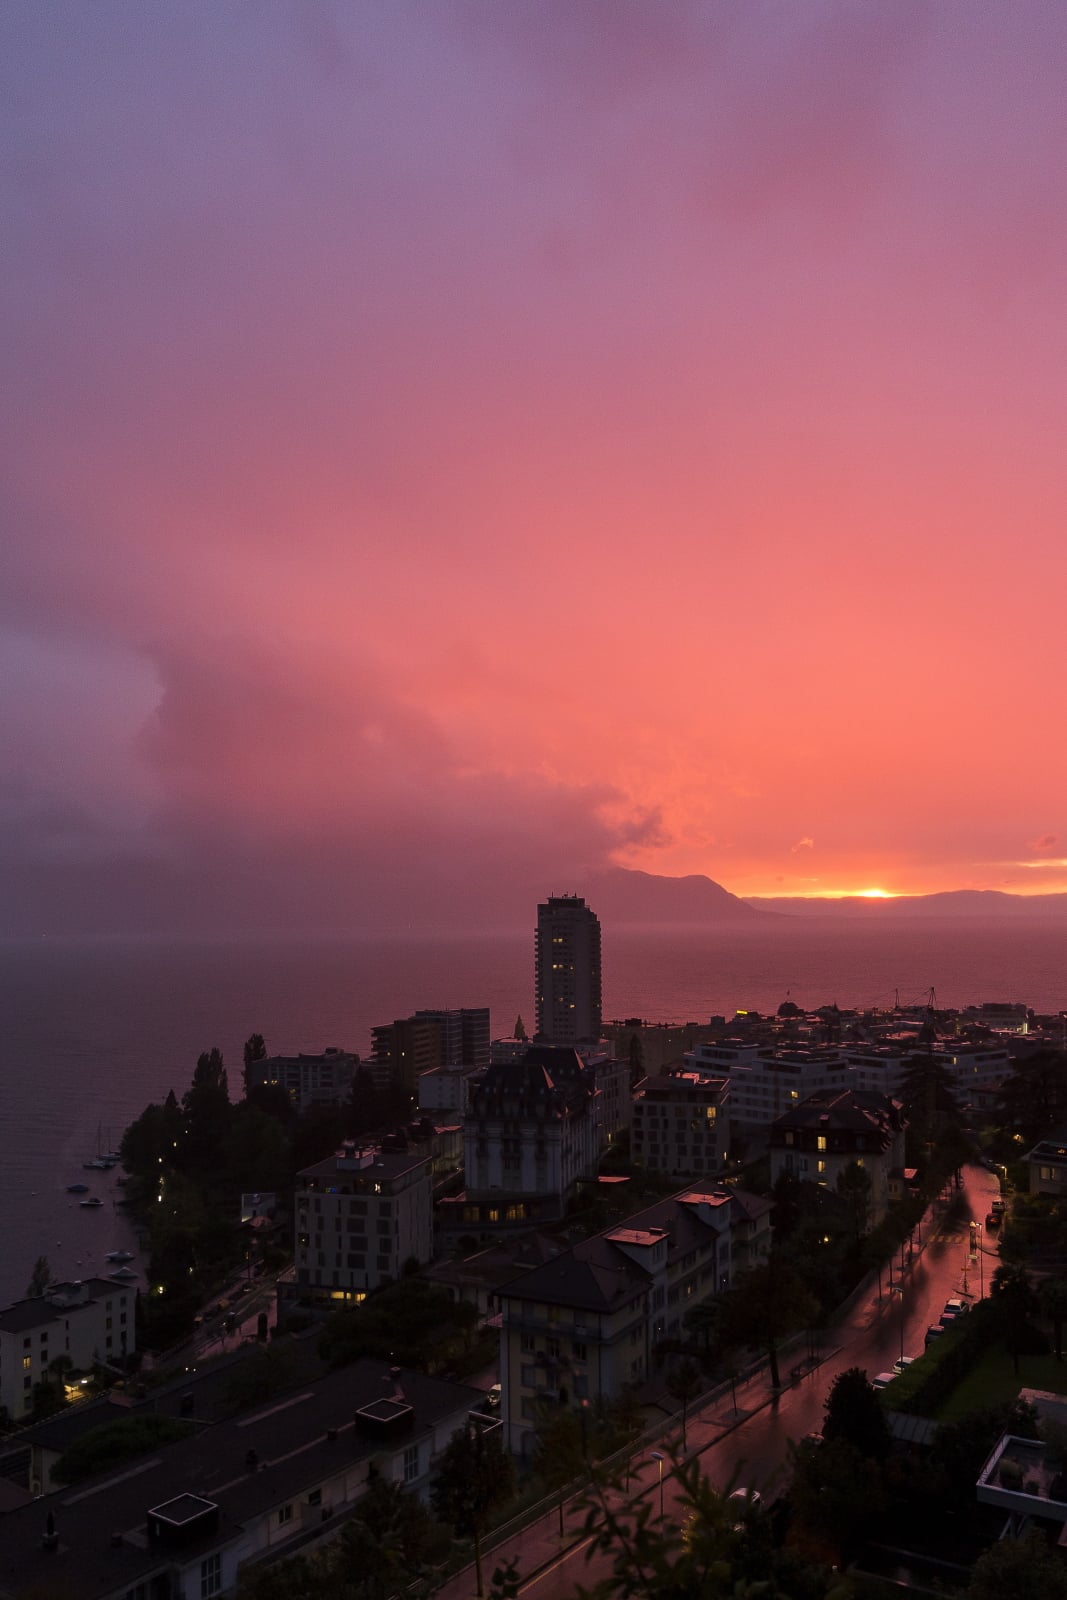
[444,1163,1002,1600]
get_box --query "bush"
[51,1415,196,1485]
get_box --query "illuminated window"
[817,1136,827,1152]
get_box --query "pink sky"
[3,1,1067,931]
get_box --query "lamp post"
[894,1282,904,1365]
[650,1451,665,1520]
[579,1398,590,1463]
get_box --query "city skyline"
[4,3,1067,934]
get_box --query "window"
[546,1338,560,1359]
[278,1504,293,1525]
[403,1443,420,1483]
[573,1341,587,1361]
[307,1488,322,1507]
[520,1332,535,1353]
[817,1135,827,1152]
[22,1356,31,1371]
[200,1553,222,1598]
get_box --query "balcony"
[978,1435,1067,1523]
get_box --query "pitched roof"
[496,1186,771,1313]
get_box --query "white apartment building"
[631,1072,731,1177]
[685,1040,1010,1131]
[416,1063,482,1118]
[496,1186,772,1457]
[0,1279,135,1422]
[0,1361,485,1600]
[294,1143,433,1305]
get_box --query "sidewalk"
[437,1190,952,1599]
[433,1346,830,1600]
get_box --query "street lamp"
[894,1283,904,1365]
[650,1451,665,1520]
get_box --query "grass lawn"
[937,1337,1067,1421]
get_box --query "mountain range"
[586,871,1067,923]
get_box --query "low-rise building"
[0,1279,136,1422]
[1026,1130,1067,1196]
[293,1142,433,1306]
[495,1186,772,1457]
[0,1361,484,1600]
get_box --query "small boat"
[83,1158,109,1171]
[79,1197,104,1209]
[67,1183,90,1194]
[105,1250,135,1264]
[108,1266,137,1281]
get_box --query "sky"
[4,0,1067,934]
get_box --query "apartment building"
[631,1072,731,1177]
[443,1045,600,1237]
[768,1089,906,1226]
[0,1279,135,1422]
[294,1143,433,1305]
[245,1048,358,1111]
[535,895,602,1044]
[0,1361,484,1600]
[496,1186,772,1456]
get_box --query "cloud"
[1029,834,1059,852]
[791,837,815,852]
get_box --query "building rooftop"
[0,1361,482,1598]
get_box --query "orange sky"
[3,2,1067,930]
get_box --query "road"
[465,1163,1002,1600]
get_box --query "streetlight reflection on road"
[650,1451,665,1520]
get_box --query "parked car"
[871,1371,896,1389]
[893,1355,918,1375]
[944,1298,969,1318]
[985,1210,1001,1229]
[925,1324,945,1346]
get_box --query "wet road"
[517,1163,1001,1600]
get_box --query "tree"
[967,1527,1067,1600]
[242,1032,268,1096]
[573,1450,852,1600]
[26,1255,51,1298]
[991,1262,1039,1375]
[514,1015,527,1042]
[789,1435,887,1562]
[898,1051,960,1158]
[431,1422,515,1597]
[628,1033,645,1089]
[821,1367,891,1461]
[719,1257,819,1391]
[1039,1275,1067,1360]
[835,1161,872,1242]
[665,1357,703,1451]
[333,1470,450,1600]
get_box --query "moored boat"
[105,1250,135,1263]
[67,1183,90,1194]
[79,1197,104,1209]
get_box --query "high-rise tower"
[535,894,602,1044]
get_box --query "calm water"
[1,917,1063,1307]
